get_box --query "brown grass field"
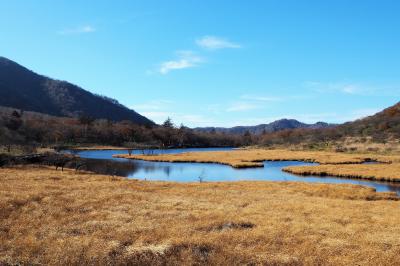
[1,166,400,265]
[115,149,400,182]
[115,149,400,167]
[284,163,400,182]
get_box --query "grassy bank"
[114,149,400,182]
[115,149,400,168]
[1,166,399,265]
[284,163,400,182]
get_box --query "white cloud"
[305,81,400,98]
[226,102,262,112]
[141,111,171,124]
[235,108,380,125]
[131,99,219,126]
[159,51,204,74]
[348,108,380,121]
[226,94,281,112]
[352,108,379,117]
[131,99,173,111]
[206,104,223,114]
[180,114,216,125]
[305,81,374,95]
[58,25,96,35]
[139,111,215,126]
[240,95,282,102]
[341,85,360,94]
[154,36,239,74]
[196,36,241,50]
[130,99,174,123]
[216,113,333,127]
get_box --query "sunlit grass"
[116,148,400,182]
[284,163,400,182]
[0,166,399,265]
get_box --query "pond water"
[72,147,234,159]
[71,148,400,195]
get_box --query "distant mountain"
[195,119,333,135]
[259,102,400,146]
[0,56,154,125]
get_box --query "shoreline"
[69,145,234,151]
[283,163,400,183]
[114,149,400,183]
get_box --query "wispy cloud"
[224,94,285,112]
[348,108,380,121]
[153,35,239,75]
[144,112,215,126]
[196,36,241,50]
[305,81,375,95]
[131,99,218,126]
[304,81,400,98]
[140,111,171,123]
[226,102,262,112]
[159,51,204,74]
[240,95,282,102]
[130,99,173,123]
[236,108,381,125]
[207,104,223,114]
[131,99,173,111]
[227,112,339,126]
[58,25,96,35]
[180,114,216,125]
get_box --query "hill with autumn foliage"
[339,102,400,140]
[260,102,400,152]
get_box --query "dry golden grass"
[284,163,400,182]
[115,149,400,182]
[335,137,400,154]
[115,148,400,167]
[1,166,400,265]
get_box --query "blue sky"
[1,0,400,127]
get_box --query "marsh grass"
[1,166,400,265]
[284,163,400,182]
[115,149,400,182]
[115,149,400,167]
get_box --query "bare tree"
[197,169,206,183]
[124,142,136,156]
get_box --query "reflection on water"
[73,147,234,160]
[72,148,400,196]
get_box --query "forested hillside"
[0,107,244,152]
[0,57,153,125]
[260,102,400,151]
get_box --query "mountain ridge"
[0,56,154,125]
[195,119,333,135]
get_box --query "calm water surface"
[72,148,400,195]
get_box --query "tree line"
[0,108,247,152]
[1,101,399,154]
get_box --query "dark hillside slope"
[0,56,153,125]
